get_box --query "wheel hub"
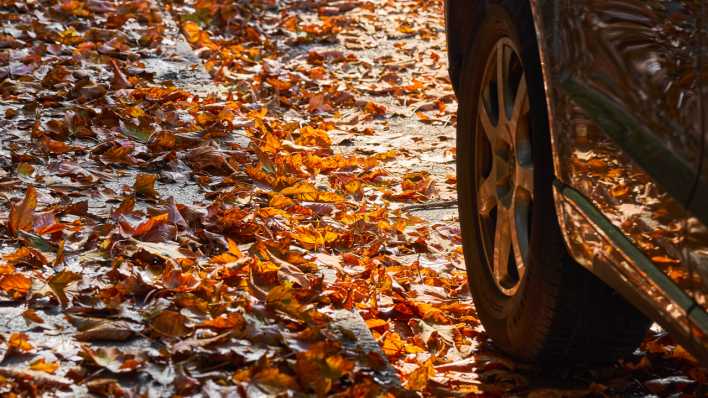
[475,38,533,296]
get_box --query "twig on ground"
[400,200,458,212]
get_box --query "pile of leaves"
[0,0,705,397]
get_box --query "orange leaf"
[381,332,405,359]
[182,21,202,45]
[210,239,242,264]
[8,185,37,236]
[3,247,47,267]
[365,318,388,331]
[197,313,245,331]
[40,137,74,154]
[405,357,435,390]
[22,309,44,324]
[652,256,681,265]
[8,332,32,353]
[29,358,59,374]
[0,274,32,297]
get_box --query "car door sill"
[553,180,708,364]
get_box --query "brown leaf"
[0,367,71,389]
[110,59,133,89]
[151,310,190,337]
[48,271,81,306]
[251,368,299,394]
[75,320,136,342]
[134,173,158,198]
[8,186,37,236]
[81,346,142,373]
[22,309,44,324]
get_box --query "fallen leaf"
[8,186,37,236]
[29,358,60,374]
[151,311,190,337]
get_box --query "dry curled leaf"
[134,173,159,198]
[8,186,37,236]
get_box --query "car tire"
[455,3,651,364]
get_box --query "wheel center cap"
[493,142,515,206]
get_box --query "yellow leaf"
[182,21,202,45]
[405,357,435,390]
[365,319,388,330]
[9,332,32,353]
[30,358,59,374]
[381,332,405,359]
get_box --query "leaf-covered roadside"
[0,0,464,395]
[0,0,706,397]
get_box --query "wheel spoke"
[495,42,509,121]
[478,101,496,144]
[509,75,529,134]
[478,173,497,217]
[493,207,512,285]
[510,194,531,279]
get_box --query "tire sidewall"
[456,3,561,360]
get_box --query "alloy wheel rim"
[475,38,533,297]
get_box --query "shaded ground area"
[0,0,705,396]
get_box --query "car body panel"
[529,0,708,361]
[553,182,707,363]
[445,0,708,362]
[693,0,707,311]
[526,0,708,309]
